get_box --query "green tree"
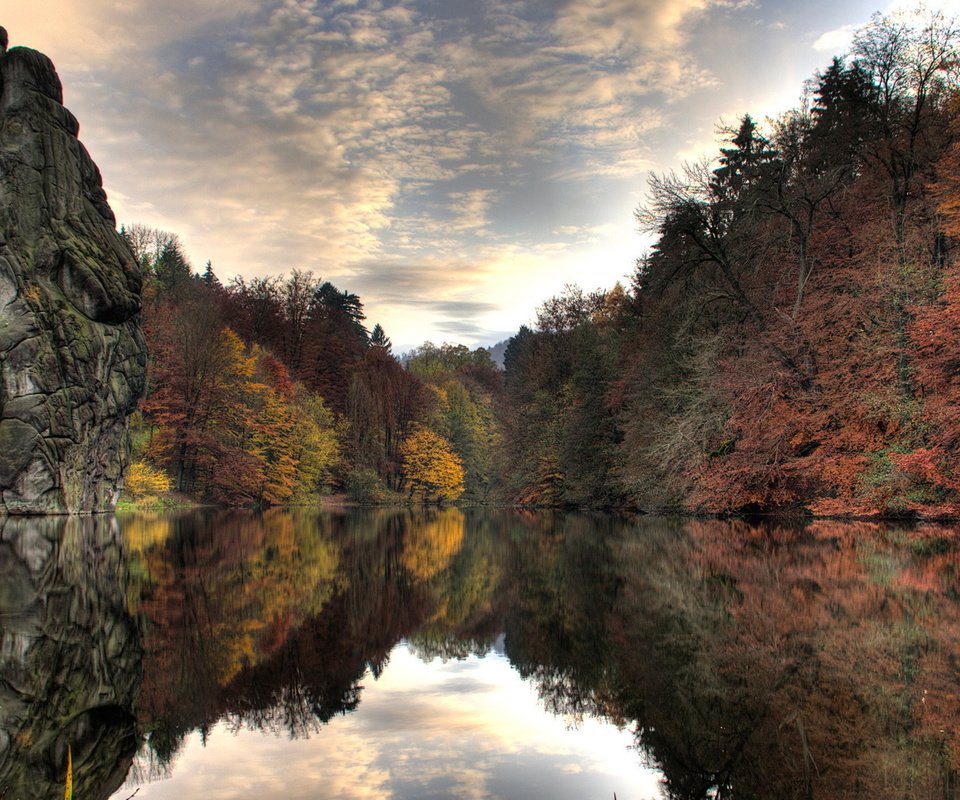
[154,239,193,292]
[290,391,340,501]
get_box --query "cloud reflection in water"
[115,644,663,800]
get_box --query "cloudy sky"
[6,0,958,349]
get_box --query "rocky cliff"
[0,46,146,513]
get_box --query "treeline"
[127,10,960,517]
[499,11,960,518]
[125,228,500,506]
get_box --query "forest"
[125,11,960,519]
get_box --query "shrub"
[125,460,172,499]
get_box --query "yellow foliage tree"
[249,381,299,505]
[400,426,465,503]
[124,460,173,500]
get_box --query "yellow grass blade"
[64,744,73,800]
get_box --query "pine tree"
[370,323,392,352]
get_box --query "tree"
[764,107,850,321]
[638,154,765,317]
[851,10,959,398]
[125,460,172,500]
[405,342,497,380]
[121,224,182,277]
[314,281,368,341]
[809,57,881,171]
[225,276,282,348]
[347,348,429,489]
[560,323,623,505]
[202,260,221,290]
[853,10,959,256]
[141,291,231,492]
[288,391,340,500]
[500,325,566,505]
[400,426,465,503]
[250,375,300,505]
[535,285,607,334]
[370,323,392,352]
[154,239,193,292]
[279,269,320,371]
[710,115,777,201]
[935,93,960,236]
[300,282,370,412]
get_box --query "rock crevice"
[0,45,146,514]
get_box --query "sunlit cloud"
[813,24,858,53]
[11,0,909,346]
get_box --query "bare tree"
[854,9,959,258]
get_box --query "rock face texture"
[0,47,146,513]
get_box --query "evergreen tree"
[809,56,880,172]
[202,260,221,289]
[314,281,369,341]
[710,115,774,200]
[154,240,192,291]
[370,323,392,352]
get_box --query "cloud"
[4,0,262,69]
[398,299,505,344]
[812,24,857,54]
[433,318,507,341]
[552,223,617,241]
[397,299,501,316]
[444,189,496,232]
[551,0,718,52]
[15,0,764,346]
[71,0,468,276]
[439,0,722,172]
[885,0,960,16]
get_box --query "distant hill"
[487,339,509,369]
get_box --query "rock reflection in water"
[116,509,960,799]
[0,515,141,800]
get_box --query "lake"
[0,508,958,799]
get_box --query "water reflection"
[125,507,487,768]
[0,516,141,800]
[3,509,959,798]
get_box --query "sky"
[4,0,959,350]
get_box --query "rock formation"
[0,46,146,513]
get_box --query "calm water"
[1,509,959,799]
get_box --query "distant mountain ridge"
[486,339,508,369]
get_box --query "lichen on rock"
[0,45,146,514]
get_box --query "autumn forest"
[126,12,960,519]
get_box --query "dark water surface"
[1,509,959,799]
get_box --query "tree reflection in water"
[14,509,959,798]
